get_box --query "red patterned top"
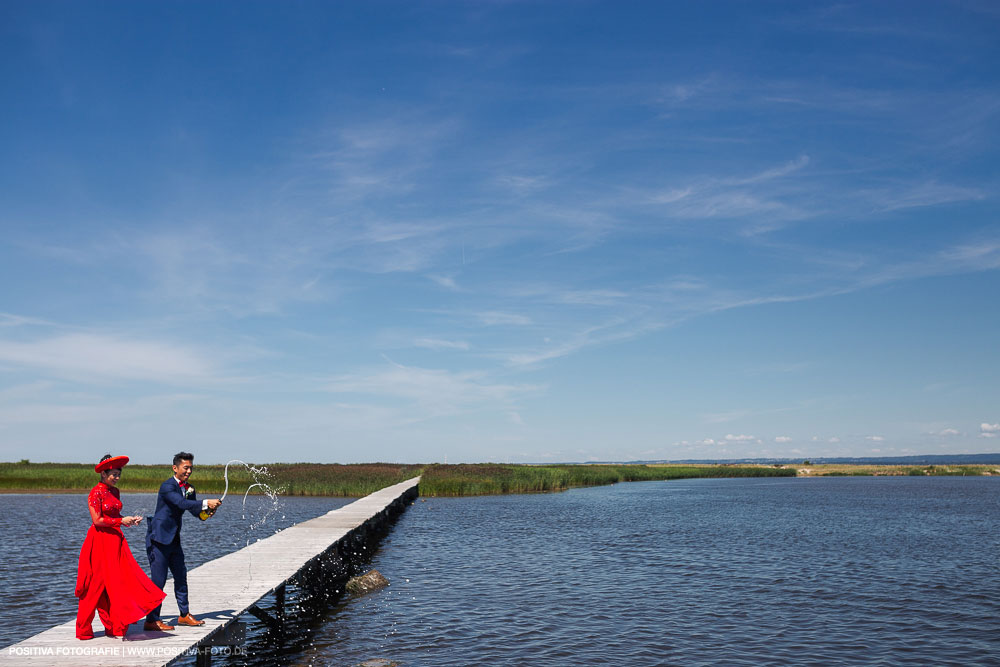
[88,482,123,529]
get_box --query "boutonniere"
[184,485,196,499]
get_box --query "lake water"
[295,477,1000,666]
[0,491,351,648]
[2,477,998,665]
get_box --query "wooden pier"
[2,477,420,666]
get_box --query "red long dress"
[75,482,166,639]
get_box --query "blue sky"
[1,1,998,464]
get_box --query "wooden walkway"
[2,477,420,666]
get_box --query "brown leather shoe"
[143,620,175,631]
[176,613,205,627]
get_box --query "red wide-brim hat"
[95,456,130,473]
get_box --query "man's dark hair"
[173,452,194,466]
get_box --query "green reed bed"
[0,461,171,492]
[261,463,424,496]
[6,459,993,497]
[417,463,795,496]
[0,461,423,497]
[904,465,994,476]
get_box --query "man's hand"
[207,498,222,510]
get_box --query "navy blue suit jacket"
[147,478,201,545]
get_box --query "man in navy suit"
[143,452,222,631]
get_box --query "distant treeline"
[0,461,793,497]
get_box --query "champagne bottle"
[198,505,217,521]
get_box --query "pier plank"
[1,477,419,666]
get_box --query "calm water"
[0,491,351,647]
[292,477,999,666]
[3,478,999,666]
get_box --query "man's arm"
[159,481,202,513]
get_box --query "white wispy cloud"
[323,357,541,418]
[656,77,719,105]
[725,434,756,442]
[495,173,554,195]
[129,227,335,316]
[748,361,814,374]
[704,409,753,424]
[939,239,1000,269]
[981,423,1000,438]
[870,181,985,212]
[412,338,470,351]
[774,436,793,443]
[866,435,885,442]
[478,311,533,326]
[428,274,460,290]
[0,334,215,383]
[726,155,810,185]
[363,220,449,245]
[306,116,460,201]
[0,393,204,425]
[0,381,55,401]
[504,319,664,367]
[661,189,804,222]
[628,154,817,234]
[485,227,998,373]
[0,313,58,328]
[553,289,629,306]
[500,282,633,307]
[648,187,692,204]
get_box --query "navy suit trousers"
[145,535,188,621]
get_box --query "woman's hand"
[121,515,143,527]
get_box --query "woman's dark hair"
[173,452,194,466]
[98,453,116,477]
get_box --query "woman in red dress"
[75,455,166,640]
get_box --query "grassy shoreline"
[794,462,1000,477]
[0,462,423,497]
[1,461,793,497]
[418,463,793,496]
[1,461,994,497]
